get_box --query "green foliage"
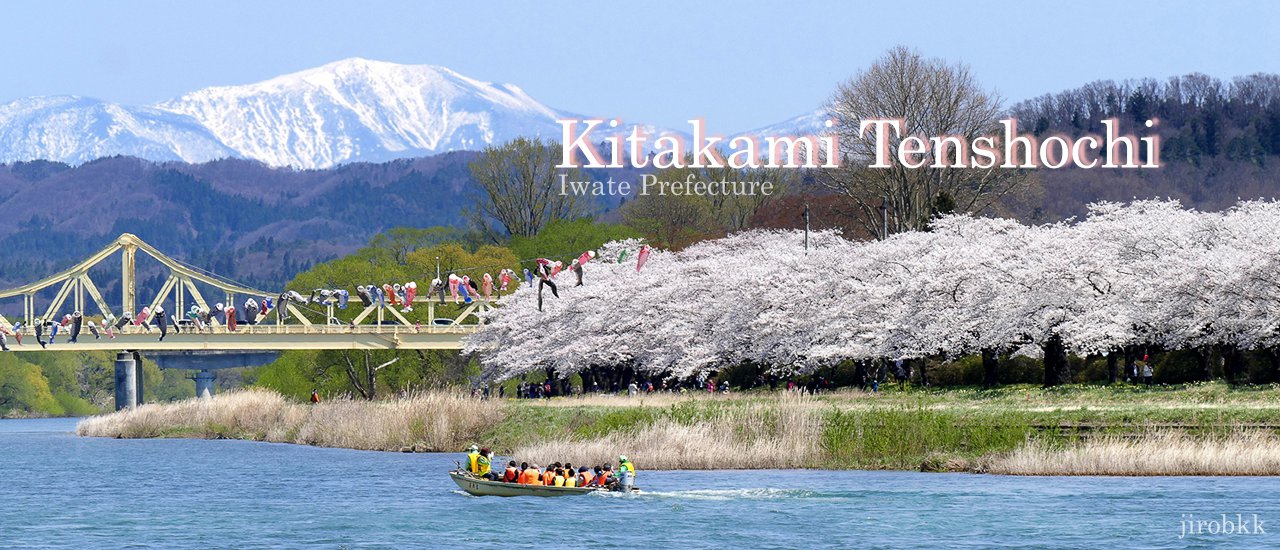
[0,359,63,416]
[53,391,98,416]
[821,407,1034,469]
[0,350,190,416]
[251,349,482,400]
[253,351,325,399]
[508,219,642,265]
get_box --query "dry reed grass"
[76,389,505,452]
[512,394,824,469]
[984,431,1280,476]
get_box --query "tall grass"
[511,394,824,469]
[984,431,1280,476]
[76,389,505,452]
[76,386,1280,474]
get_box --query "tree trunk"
[1194,346,1214,381]
[1106,352,1118,384]
[1123,347,1136,382]
[981,348,1000,388]
[1042,334,1071,387]
[1267,348,1280,384]
[1222,345,1246,384]
[341,351,375,400]
[916,358,929,387]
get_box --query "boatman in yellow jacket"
[617,455,636,491]
[465,445,481,474]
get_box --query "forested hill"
[1010,73,1280,219]
[0,152,481,290]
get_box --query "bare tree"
[820,46,1028,238]
[320,352,399,400]
[621,191,718,250]
[467,137,588,242]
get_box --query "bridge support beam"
[114,352,138,410]
[195,370,216,399]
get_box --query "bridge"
[0,233,495,408]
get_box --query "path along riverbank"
[76,383,1280,475]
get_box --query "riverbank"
[76,382,1280,475]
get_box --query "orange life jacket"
[522,468,542,485]
[541,470,556,485]
[578,471,594,487]
[503,467,518,483]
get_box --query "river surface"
[2,418,1278,548]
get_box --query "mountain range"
[0,58,825,170]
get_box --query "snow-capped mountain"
[0,59,816,169]
[0,96,237,165]
[157,58,568,169]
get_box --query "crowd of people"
[462,445,636,491]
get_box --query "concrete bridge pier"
[195,370,216,399]
[113,352,135,410]
[113,351,145,410]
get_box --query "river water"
[2,418,1277,548]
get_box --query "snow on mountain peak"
[0,59,814,169]
[0,95,236,165]
[155,58,565,168]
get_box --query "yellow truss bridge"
[0,233,490,352]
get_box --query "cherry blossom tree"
[467,200,1280,387]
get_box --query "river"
[1,418,1277,548]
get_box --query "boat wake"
[594,488,824,501]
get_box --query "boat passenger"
[541,463,558,486]
[576,466,594,487]
[600,465,614,487]
[477,448,495,480]
[553,468,566,487]
[563,465,576,487]
[520,463,543,485]
[591,466,605,486]
[503,461,519,483]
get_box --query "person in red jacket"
[502,461,519,483]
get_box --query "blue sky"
[1,0,1277,131]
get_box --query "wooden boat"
[449,470,638,497]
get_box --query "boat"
[449,470,638,497]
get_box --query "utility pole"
[435,256,441,281]
[803,203,810,250]
[879,198,889,241]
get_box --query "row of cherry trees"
[466,200,1280,386]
